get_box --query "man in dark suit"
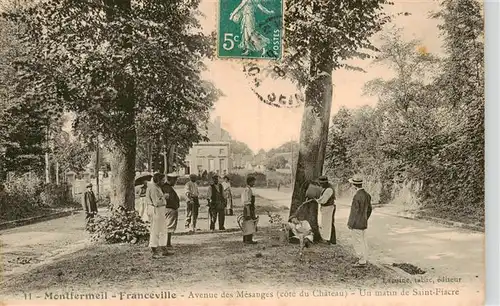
[83,183,98,220]
[207,175,226,231]
[347,176,372,267]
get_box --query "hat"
[349,176,363,184]
[86,183,93,188]
[212,174,219,178]
[189,174,197,179]
[166,172,179,178]
[318,176,329,183]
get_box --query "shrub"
[85,208,149,244]
[226,173,246,187]
[40,183,80,208]
[0,175,45,221]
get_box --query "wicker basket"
[305,184,322,199]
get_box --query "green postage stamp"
[217,0,284,60]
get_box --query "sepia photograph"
[0,0,487,305]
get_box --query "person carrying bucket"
[241,175,258,244]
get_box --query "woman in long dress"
[230,0,275,55]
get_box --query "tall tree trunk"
[109,130,136,210]
[105,0,136,211]
[289,53,333,242]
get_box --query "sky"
[197,0,444,153]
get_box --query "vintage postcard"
[0,0,486,305]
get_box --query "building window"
[208,159,215,171]
[219,148,224,155]
[220,159,226,171]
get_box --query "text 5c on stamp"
[218,0,283,60]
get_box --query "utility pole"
[163,141,168,176]
[45,125,50,184]
[147,142,152,173]
[290,137,294,184]
[95,137,100,197]
[55,162,59,185]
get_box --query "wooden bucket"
[305,184,322,199]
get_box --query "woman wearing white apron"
[145,173,169,258]
[315,176,336,245]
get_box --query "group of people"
[287,175,372,267]
[83,171,372,266]
[135,172,241,258]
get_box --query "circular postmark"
[239,46,307,108]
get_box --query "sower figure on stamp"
[315,176,336,245]
[229,0,275,56]
[184,174,200,232]
[162,173,180,249]
[207,174,226,231]
[146,173,168,258]
[347,176,372,267]
[82,183,98,220]
[242,176,258,244]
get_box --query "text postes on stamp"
[218,0,283,60]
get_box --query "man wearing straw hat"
[347,175,372,267]
[315,175,336,245]
[162,172,180,249]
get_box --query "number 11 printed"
[217,0,283,60]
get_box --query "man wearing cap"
[207,174,226,231]
[184,174,200,232]
[146,173,168,258]
[162,173,180,248]
[82,183,98,220]
[347,176,372,267]
[315,176,336,245]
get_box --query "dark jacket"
[83,191,98,213]
[161,183,180,210]
[347,189,372,230]
[208,183,225,210]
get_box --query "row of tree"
[0,0,219,210]
[325,0,484,223]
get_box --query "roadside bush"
[226,173,246,187]
[86,208,149,244]
[41,183,80,208]
[0,175,45,221]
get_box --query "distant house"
[183,117,233,176]
[232,153,253,169]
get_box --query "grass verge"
[1,226,392,298]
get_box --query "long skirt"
[148,206,167,247]
[318,205,335,241]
